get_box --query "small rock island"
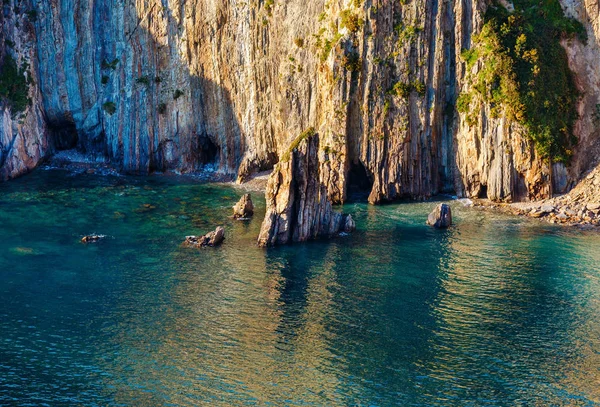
[258,131,355,247]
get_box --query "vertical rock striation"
[0,0,598,206]
[0,0,49,181]
[258,132,355,247]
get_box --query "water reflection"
[0,170,599,405]
[422,216,600,405]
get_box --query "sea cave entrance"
[49,119,78,151]
[346,160,373,202]
[478,184,488,199]
[198,135,220,167]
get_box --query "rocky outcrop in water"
[184,226,225,248]
[233,194,254,220]
[81,235,106,244]
[427,204,453,229]
[1,0,600,207]
[258,132,355,247]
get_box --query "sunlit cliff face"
[2,0,600,202]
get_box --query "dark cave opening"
[346,160,373,202]
[49,119,79,151]
[478,184,488,199]
[198,135,220,166]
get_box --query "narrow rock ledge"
[258,131,355,247]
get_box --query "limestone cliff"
[0,2,48,180]
[0,0,599,205]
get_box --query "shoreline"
[473,164,600,228]
[36,151,600,229]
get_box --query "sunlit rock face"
[257,132,355,247]
[0,0,599,202]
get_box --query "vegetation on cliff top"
[0,54,31,117]
[458,0,586,163]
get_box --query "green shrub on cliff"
[458,0,586,162]
[101,58,120,70]
[388,80,426,98]
[0,54,31,116]
[343,52,362,72]
[136,76,150,86]
[102,102,116,115]
[173,89,184,100]
[282,127,316,162]
[264,0,274,16]
[340,10,363,34]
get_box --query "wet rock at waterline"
[258,132,355,247]
[184,227,225,248]
[81,235,106,244]
[427,204,453,229]
[233,194,254,219]
[343,214,357,234]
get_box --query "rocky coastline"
[471,164,600,228]
[37,149,600,235]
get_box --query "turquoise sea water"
[1,169,599,406]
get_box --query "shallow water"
[1,170,599,406]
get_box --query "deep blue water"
[1,170,599,406]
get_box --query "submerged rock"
[184,226,225,248]
[427,204,453,229]
[258,132,355,247]
[233,194,254,219]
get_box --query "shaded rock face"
[0,0,599,203]
[427,204,453,228]
[0,2,49,181]
[233,194,254,219]
[184,226,225,248]
[258,133,355,247]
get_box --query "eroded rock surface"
[427,204,453,229]
[505,162,600,226]
[184,226,225,248]
[233,194,254,219]
[1,0,599,206]
[258,132,355,247]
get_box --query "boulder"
[427,204,453,228]
[184,226,225,248]
[587,203,600,211]
[233,194,254,219]
[343,214,356,233]
[540,204,555,214]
